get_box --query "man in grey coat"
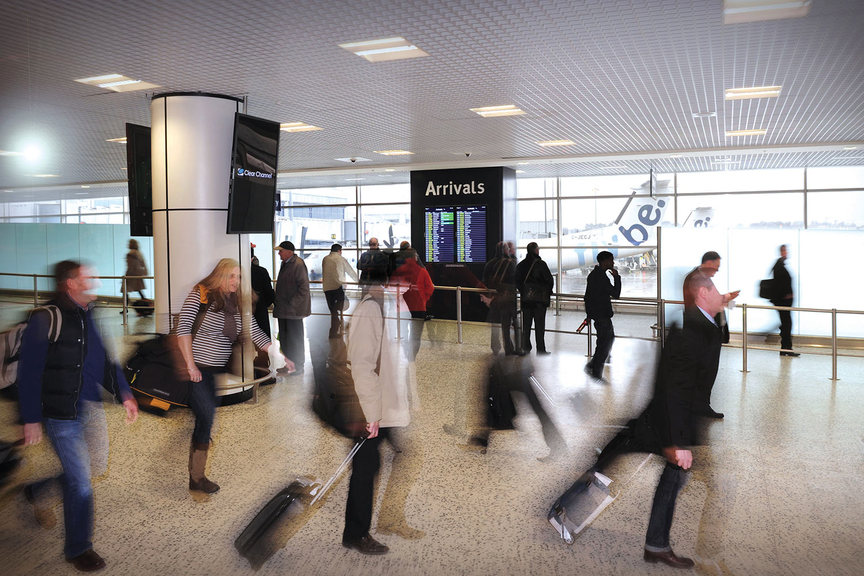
[274,241,311,374]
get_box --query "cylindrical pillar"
[150,93,255,384]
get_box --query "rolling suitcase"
[547,469,615,544]
[131,298,154,317]
[234,438,365,566]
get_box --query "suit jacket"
[273,256,311,319]
[771,257,793,305]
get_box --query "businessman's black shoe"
[343,534,389,555]
[643,548,694,569]
[67,549,106,572]
[537,350,551,356]
[780,351,800,357]
[705,407,724,419]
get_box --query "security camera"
[350,157,357,163]
[465,152,471,158]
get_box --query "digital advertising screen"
[227,113,280,234]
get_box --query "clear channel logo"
[236,168,274,179]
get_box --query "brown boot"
[188,442,219,494]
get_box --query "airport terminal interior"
[1,1,864,575]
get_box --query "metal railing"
[3,271,862,381]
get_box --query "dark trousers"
[188,370,217,444]
[645,462,689,552]
[343,432,387,542]
[777,300,793,350]
[278,318,305,367]
[522,303,547,352]
[589,317,615,377]
[325,288,345,337]
[489,299,518,355]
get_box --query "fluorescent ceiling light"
[106,137,127,143]
[515,170,526,174]
[723,0,811,24]
[537,139,575,147]
[725,86,782,100]
[280,122,322,133]
[470,105,525,118]
[384,169,396,172]
[32,174,59,178]
[345,178,365,181]
[692,112,717,119]
[668,154,684,158]
[725,128,767,137]
[339,37,428,62]
[80,185,91,188]
[375,150,414,156]
[74,73,159,93]
[843,146,858,150]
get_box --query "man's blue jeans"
[645,462,689,552]
[43,401,107,559]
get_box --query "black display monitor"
[227,113,280,234]
[126,123,152,236]
[424,205,487,263]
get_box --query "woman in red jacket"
[390,249,433,361]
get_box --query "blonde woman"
[177,258,291,493]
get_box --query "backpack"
[0,306,63,390]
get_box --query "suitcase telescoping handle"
[310,436,367,506]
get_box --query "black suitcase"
[124,335,189,411]
[547,468,615,544]
[234,438,365,567]
[131,298,154,317]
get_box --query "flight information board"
[425,205,487,263]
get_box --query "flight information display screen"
[425,205,487,263]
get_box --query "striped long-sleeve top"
[177,286,270,369]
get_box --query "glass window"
[358,204,411,250]
[277,205,357,252]
[677,168,803,193]
[280,186,355,207]
[807,166,864,189]
[560,174,666,197]
[516,177,556,198]
[676,193,804,229]
[807,191,864,229]
[560,195,671,242]
[359,183,410,203]
[517,199,557,243]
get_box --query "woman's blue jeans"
[188,369,217,444]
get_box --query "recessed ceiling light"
[692,112,717,119]
[723,0,811,24]
[470,105,525,118]
[537,139,575,147]
[384,169,396,172]
[280,122,322,133]
[374,150,414,156]
[668,154,684,158]
[515,170,526,174]
[725,86,782,100]
[339,37,428,62]
[74,73,159,93]
[711,158,740,165]
[335,157,371,163]
[106,137,127,143]
[725,128,767,137]
[80,185,90,189]
[843,146,858,150]
[74,192,89,195]
[32,174,59,178]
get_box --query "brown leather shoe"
[644,548,694,568]
[342,534,389,555]
[23,484,57,529]
[189,476,220,494]
[67,549,106,572]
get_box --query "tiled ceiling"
[1,0,863,199]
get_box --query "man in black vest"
[18,260,139,572]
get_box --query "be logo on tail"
[618,200,666,246]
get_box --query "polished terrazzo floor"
[1,303,863,576]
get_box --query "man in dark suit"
[584,251,622,381]
[771,244,798,357]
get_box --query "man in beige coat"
[342,279,410,555]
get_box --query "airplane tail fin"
[681,207,714,229]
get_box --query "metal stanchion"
[32,274,38,307]
[831,308,838,381]
[456,286,463,344]
[553,273,560,316]
[586,317,593,358]
[741,304,749,373]
[121,277,128,326]
[395,282,402,341]
[659,299,666,346]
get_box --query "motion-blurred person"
[358,237,390,282]
[274,241,311,373]
[584,251,621,381]
[250,248,275,338]
[177,258,288,495]
[18,260,139,572]
[322,243,359,338]
[390,248,433,361]
[771,244,798,357]
[123,239,148,301]
[483,241,520,356]
[343,276,410,555]
[517,242,554,355]
[683,251,739,418]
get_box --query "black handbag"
[521,260,548,304]
[759,278,775,300]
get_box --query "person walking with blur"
[18,260,139,572]
[584,251,621,381]
[274,241,311,373]
[390,248,433,361]
[123,239,148,301]
[177,258,289,494]
[322,243,359,338]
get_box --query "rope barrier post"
[831,308,838,381]
[741,304,749,373]
[456,286,463,344]
[32,274,38,307]
[121,277,128,326]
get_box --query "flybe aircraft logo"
[236,168,274,179]
[618,199,666,246]
[425,180,485,196]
